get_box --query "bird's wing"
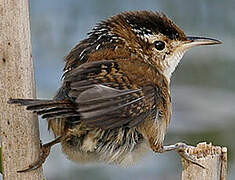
[9,60,163,130]
[64,60,160,129]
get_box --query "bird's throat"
[162,50,185,83]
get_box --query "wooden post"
[181,142,227,180]
[0,0,43,179]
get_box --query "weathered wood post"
[181,142,227,180]
[0,0,43,179]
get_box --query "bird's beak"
[183,36,222,49]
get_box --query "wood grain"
[0,0,43,179]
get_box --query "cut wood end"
[181,142,228,180]
[185,142,226,159]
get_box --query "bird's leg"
[17,136,62,173]
[154,142,205,169]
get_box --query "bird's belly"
[60,127,149,166]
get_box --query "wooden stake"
[181,142,227,180]
[0,0,43,179]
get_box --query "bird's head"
[65,11,221,82]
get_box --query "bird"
[8,10,221,172]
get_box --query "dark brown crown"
[104,11,186,40]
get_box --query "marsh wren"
[9,11,221,172]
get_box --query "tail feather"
[27,102,74,111]
[42,111,79,119]
[8,98,79,120]
[36,107,72,115]
[8,98,51,106]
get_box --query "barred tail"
[8,98,79,119]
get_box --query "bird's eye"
[154,41,165,51]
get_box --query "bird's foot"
[17,137,61,173]
[17,143,50,173]
[158,142,205,169]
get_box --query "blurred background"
[28,0,235,179]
